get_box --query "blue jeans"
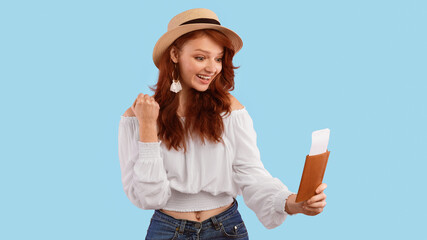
[145,198,249,239]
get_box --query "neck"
[177,85,190,117]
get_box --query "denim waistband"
[152,198,238,233]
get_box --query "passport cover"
[295,150,330,203]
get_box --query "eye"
[216,58,223,62]
[195,56,204,61]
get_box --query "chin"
[193,88,209,92]
[192,83,211,92]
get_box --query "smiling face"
[170,35,224,92]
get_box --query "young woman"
[118,8,327,239]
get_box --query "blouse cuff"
[274,189,295,215]
[138,141,162,160]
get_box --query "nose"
[204,59,217,73]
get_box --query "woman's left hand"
[285,183,327,216]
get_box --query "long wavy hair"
[150,29,239,151]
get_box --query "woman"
[118,8,327,239]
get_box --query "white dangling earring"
[170,63,182,93]
[170,80,182,93]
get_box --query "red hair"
[150,29,239,151]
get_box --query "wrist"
[139,122,158,142]
[285,194,301,215]
[139,119,157,127]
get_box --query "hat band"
[180,18,221,26]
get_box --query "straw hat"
[152,8,243,69]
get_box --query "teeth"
[197,74,211,80]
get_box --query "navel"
[195,211,201,221]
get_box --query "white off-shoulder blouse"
[118,107,295,229]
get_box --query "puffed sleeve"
[118,116,171,209]
[231,109,295,229]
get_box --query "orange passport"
[295,150,330,203]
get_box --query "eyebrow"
[194,49,224,55]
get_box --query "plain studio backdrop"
[1,0,425,239]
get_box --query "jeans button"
[195,222,201,229]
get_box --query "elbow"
[124,184,171,210]
[139,195,170,210]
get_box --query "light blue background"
[1,0,426,239]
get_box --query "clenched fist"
[131,93,160,124]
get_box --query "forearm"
[119,116,169,209]
[132,141,171,209]
[139,121,158,142]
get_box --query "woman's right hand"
[285,183,327,216]
[131,93,160,124]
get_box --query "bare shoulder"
[228,94,244,111]
[122,107,136,117]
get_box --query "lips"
[197,74,213,84]
[197,74,212,80]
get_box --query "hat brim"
[152,24,243,68]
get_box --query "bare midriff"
[160,202,234,222]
